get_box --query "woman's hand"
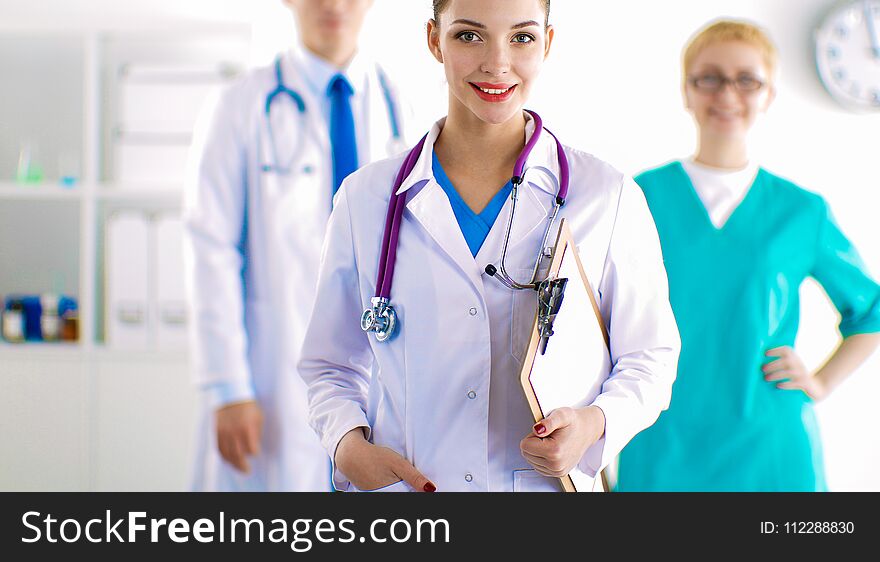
[335,428,436,492]
[763,346,827,401]
[519,406,606,478]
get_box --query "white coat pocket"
[512,469,561,492]
[348,480,412,493]
[510,268,539,363]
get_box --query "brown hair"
[683,19,778,82]
[432,0,551,27]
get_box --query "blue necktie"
[328,73,358,196]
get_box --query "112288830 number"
[784,522,854,534]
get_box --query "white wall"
[2,0,878,490]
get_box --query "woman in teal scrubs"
[617,20,880,491]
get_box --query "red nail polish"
[534,424,546,435]
[423,482,436,493]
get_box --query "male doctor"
[183,0,410,491]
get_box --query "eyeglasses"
[688,74,766,93]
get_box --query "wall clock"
[815,0,880,111]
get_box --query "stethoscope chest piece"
[361,297,398,342]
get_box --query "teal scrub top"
[617,162,880,491]
[433,151,513,257]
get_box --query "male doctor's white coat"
[299,116,681,492]
[183,46,409,491]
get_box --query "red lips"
[470,82,517,102]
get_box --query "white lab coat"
[299,117,681,492]
[183,48,409,491]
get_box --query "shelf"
[89,345,188,362]
[0,341,188,362]
[0,182,83,200]
[96,186,183,204]
[0,182,184,204]
[0,341,85,359]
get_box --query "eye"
[512,33,535,44]
[693,75,722,90]
[456,31,481,43]
[735,74,764,91]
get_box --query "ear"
[762,83,777,112]
[682,81,693,112]
[544,25,555,60]
[427,19,444,63]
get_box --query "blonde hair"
[683,19,778,82]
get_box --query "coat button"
[467,390,477,400]
[468,307,478,316]
[465,473,473,483]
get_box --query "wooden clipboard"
[518,219,612,493]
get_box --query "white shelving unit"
[0,23,251,491]
[0,27,248,350]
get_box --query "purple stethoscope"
[361,110,570,343]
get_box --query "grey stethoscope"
[262,57,402,174]
[361,109,571,345]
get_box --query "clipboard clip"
[536,277,568,355]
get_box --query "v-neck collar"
[673,160,764,233]
[432,151,512,223]
[401,116,554,292]
[432,151,513,257]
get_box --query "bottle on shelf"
[2,299,25,343]
[40,293,61,342]
[61,309,79,342]
[15,142,44,185]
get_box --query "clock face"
[815,0,880,111]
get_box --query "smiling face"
[684,40,776,142]
[427,0,553,126]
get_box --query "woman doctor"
[298,0,680,492]
[183,0,410,492]
[617,20,880,491]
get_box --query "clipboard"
[518,219,612,493]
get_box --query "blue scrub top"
[432,151,512,257]
[617,161,880,492]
